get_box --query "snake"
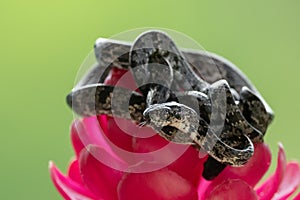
[67,81,257,179]
[77,31,273,129]
[129,31,209,100]
[143,100,254,166]
[85,31,274,128]
[67,82,256,167]
[89,32,273,119]
[67,83,193,144]
[128,31,267,143]
[67,30,274,180]
[129,30,174,106]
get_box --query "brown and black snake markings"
[67,30,274,180]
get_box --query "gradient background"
[1,0,299,199]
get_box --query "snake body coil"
[67,30,274,180]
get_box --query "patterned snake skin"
[67,30,274,180]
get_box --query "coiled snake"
[67,30,274,180]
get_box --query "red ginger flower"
[50,68,300,200]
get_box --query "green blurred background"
[1,0,299,199]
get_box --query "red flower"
[50,68,300,199]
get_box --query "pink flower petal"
[255,143,287,200]
[293,192,300,200]
[222,143,271,186]
[167,146,206,186]
[81,115,196,174]
[73,117,122,162]
[207,179,258,200]
[202,143,271,197]
[97,115,108,135]
[197,176,211,200]
[133,133,169,153]
[79,146,123,199]
[272,162,300,200]
[78,116,131,162]
[104,67,138,91]
[132,120,204,181]
[49,161,97,200]
[117,169,198,200]
[82,116,131,154]
[81,117,162,171]
[71,120,85,157]
[72,118,128,167]
[67,159,85,186]
[104,67,127,86]
[103,117,137,151]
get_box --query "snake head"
[143,103,174,128]
[143,101,199,130]
[143,102,197,144]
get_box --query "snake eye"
[161,107,172,119]
[173,112,182,120]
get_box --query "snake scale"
[67,30,274,180]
